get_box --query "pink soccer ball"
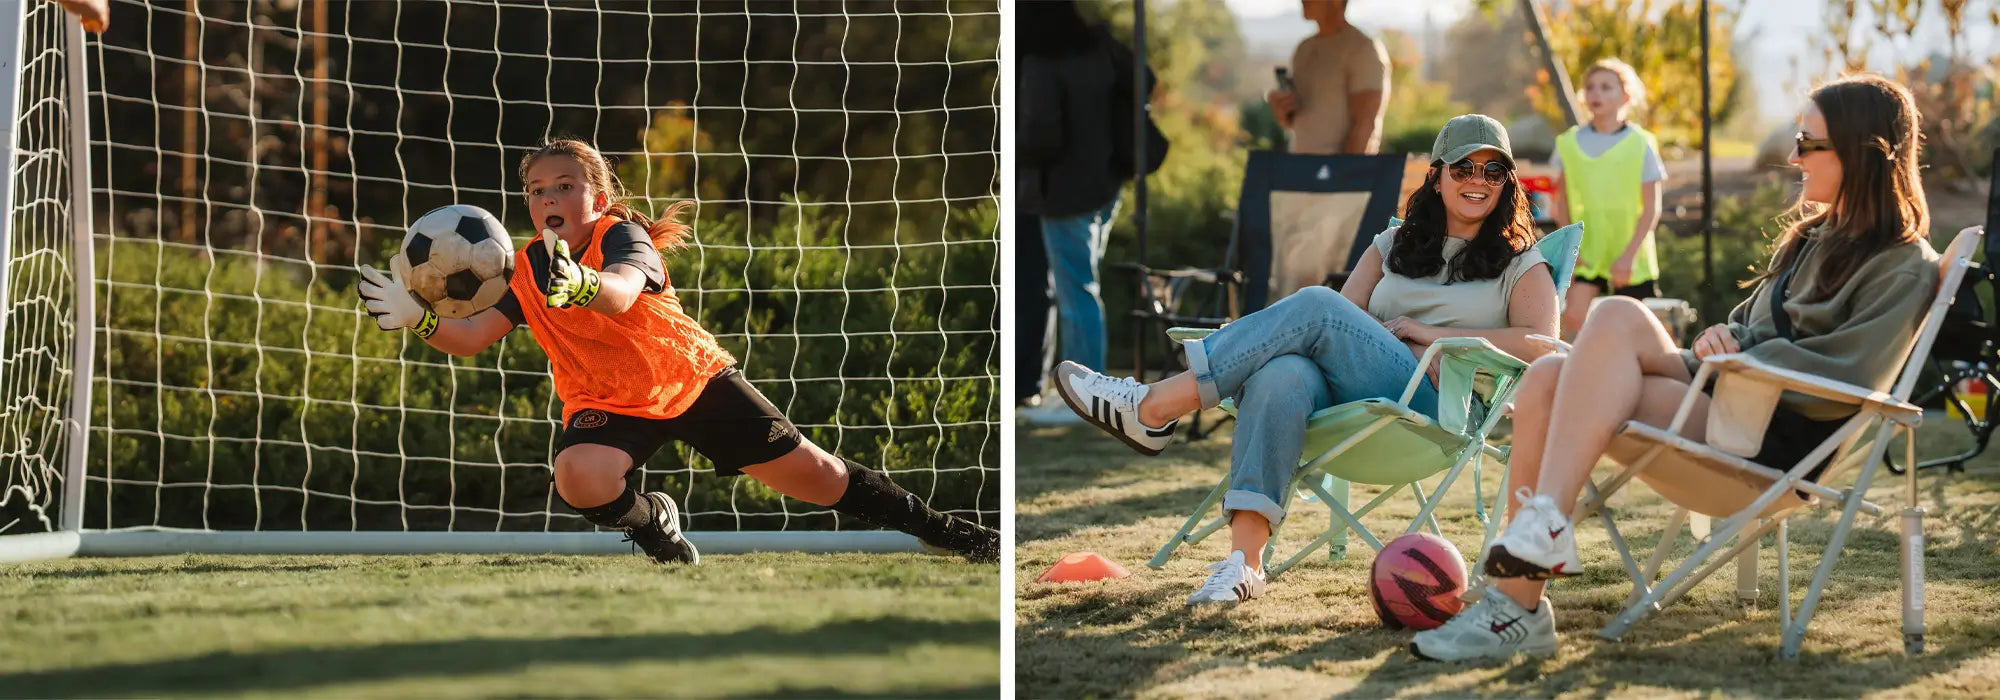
[1369,532,1469,630]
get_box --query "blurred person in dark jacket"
[1017,0,1146,424]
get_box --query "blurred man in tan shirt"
[1266,0,1389,155]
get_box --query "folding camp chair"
[1551,225,1980,660]
[1147,223,1584,578]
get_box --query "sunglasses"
[1795,132,1833,154]
[1446,159,1512,187]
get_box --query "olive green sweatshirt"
[1680,235,1941,421]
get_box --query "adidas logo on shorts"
[767,422,788,443]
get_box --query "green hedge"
[85,202,998,533]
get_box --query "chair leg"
[1325,476,1351,562]
[1149,478,1230,569]
[1737,520,1761,609]
[1310,478,1385,552]
[1462,460,1513,601]
[1269,478,1388,579]
[1616,504,1683,610]
[1600,512,1781,641]
[1901,426,1926,655]
[1408,480,1444,536]
[1269,518,1342,579]
[1778,518,1791,634]
[1407,441,1483,536]
[1655,518,1782,613]
[1783,429,1895,660]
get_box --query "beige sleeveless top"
[1364,227,1549,330]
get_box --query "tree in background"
[1466,0,1746,153]
[1376,28,1472,158]
[1816,0,2000,182]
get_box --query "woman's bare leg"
[1535,297,1697,509]
[1490,297,1708,608]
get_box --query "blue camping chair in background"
[1148,222,1584,577]
[1118,151,1407,438]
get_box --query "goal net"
[1,0,999,555]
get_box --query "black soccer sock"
[566,488,657,531]
[830,460,959,540]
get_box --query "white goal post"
[0,0,1001,563]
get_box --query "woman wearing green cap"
[1052,114,1560,605]
[1412,73,1937,662]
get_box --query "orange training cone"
[1037,551,1131,583]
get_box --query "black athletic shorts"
[1701,386,1848,484]
[556,367,802,476]
[1573,275,1658,299]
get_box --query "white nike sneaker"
[1484,488,1584,580]
[1052,361,1178,456]
[1409,585,1558,661]
[1186,550,1265,605]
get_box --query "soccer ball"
[401,204,514,319]
[1369,532,1468,630]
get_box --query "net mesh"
[0,0,83,536]
[27,0,1000,535]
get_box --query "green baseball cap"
[1431,114,1514,167]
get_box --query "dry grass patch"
[1017,414,2000,697]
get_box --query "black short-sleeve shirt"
[492,221,666,325]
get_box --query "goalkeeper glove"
[527,230,600,309]
[357,254,439,338]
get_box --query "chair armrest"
[1166,327,1218,342]
[1432,336,1529,375]
[1701,354,1921,423]
[1109,262,1238,284]
[1423,337,1529,435]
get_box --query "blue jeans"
[1180,286,1440,529]
[1042,198,1119,371]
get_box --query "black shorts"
[1702,387,1848,484]
[1573,275,1658,299]
[556,367,803,476]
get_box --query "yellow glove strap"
[569,268,601,308]
[411,309,440,339]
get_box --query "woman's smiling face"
[1437,148,1508,226]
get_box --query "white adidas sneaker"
[1484,488,1584,580]
[1409,585,1558,661]
[1186,550,1265,605]
[1052,361,1177,456]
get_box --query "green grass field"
[0,552,999,698]
[1017,414,2000,697]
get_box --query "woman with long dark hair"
[1412,73,1938,662]
[1055,115,1560,604]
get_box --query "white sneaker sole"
[1408,638,1558,662]
[1484,543,1580,581]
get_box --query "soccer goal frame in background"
[0,0,1001,562]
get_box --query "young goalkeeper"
[355,139,999,564]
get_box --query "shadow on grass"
[1015,586,1191,697]
[16,561,347,580]
[1019,482,1223,543]
[0,617,998,698]
[1015,425,1233,504]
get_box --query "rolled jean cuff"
[1223,490,1286,532]
[1184,338,1222,409]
